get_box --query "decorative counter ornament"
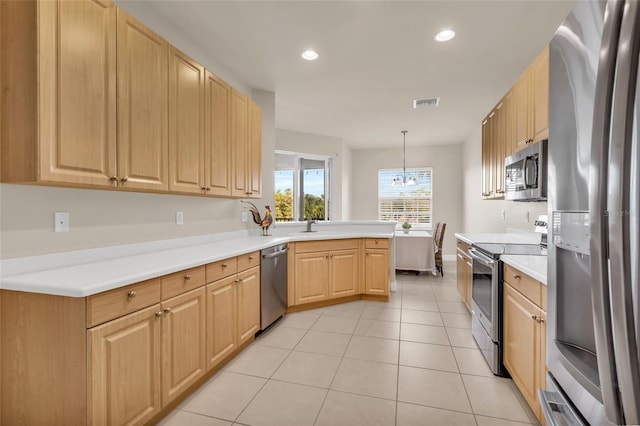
[242,201,273,236]
[402,221,412,234]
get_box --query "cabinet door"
[206,275,237,369]
[464,256,473,310]
[493,101,505,198]
[168,47,205,194]
[538,310,547,420]
[295,252,329,304]
[365,248,389,295]
[247,98,262,198]
[532,46,549,142]
[205,71,232,196]
[329,249,359,298]
[230,89,249,197]
[88,304,162,426]
[503,283,541,415]
[161,288,206,407]
[456,251,466,300]
[481,118,491,198]
[237,266,261,345]
[117,9,169,191]
[513,73,530,150]
[38,0,117,186]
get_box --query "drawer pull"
[531,314,538,321]
[222,263,228,268]
[155,311,163,317]
[184,275,191,281]
[513,274,521,280]
[163,307,172,313]
[127,290,137,298]
[537,317,545,324]
[235,278,244,283]
[248,256,254,260]
[120,176,128,183]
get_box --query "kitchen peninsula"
[0,221,394,425]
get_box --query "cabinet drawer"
[365,238,389,249]
[237,251,260,271]
[295,239,359,254]
[162,266,206,300]
[86,278,161,328]
[503,264,542,307]
[457,239,471,254]
[206,257,238,283]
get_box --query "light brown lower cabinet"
[503,274,547,424]
[288,239,387,307]
[456,239,473,311]
[161,287,207,406]
[236,266,261,346]
[1,253,262,425]
[88,304,162,425]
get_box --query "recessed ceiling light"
[301,50,319,61]
[434,29,455,42]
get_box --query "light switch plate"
[176,211,184,225]
[54,212,69,232]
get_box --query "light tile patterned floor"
[158,262,539,426]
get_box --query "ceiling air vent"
[413,98,440,109]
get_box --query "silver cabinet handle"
[120,176,128,182]
[128,290,136,298]
[221,263,228,268]
[184,275,191,281]
[155,311,163,317]
[513,274,521,279]
[531,314,538,321]
[163,307,171,313]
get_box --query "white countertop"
[454,232,542,245]
[501,255,548,285]
[1,222,395,298]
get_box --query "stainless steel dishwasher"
[260,243,288,330]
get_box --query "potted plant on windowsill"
[401,221,412,234]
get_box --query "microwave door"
[524,154,539,189]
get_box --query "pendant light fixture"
[392,130,417,186]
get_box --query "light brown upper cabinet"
[1,0,118,186]
[205,72,232,197]
[231,90,262,198]
[116,8,169,191]
[481,45,548,199]
[1,0,261,200]
[514,45,549,150]
[168,47,205,194]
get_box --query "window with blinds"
[378,168,433,226]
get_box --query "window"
[275,151,332,222]
[378,168,433,226]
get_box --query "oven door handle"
[468,248,495,267]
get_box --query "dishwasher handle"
[262,247,289,259]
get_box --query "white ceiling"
[140,0,576,149]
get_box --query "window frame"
[377,167,433,230]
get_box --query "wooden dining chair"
[434,222,446,276]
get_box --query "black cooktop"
[473,242,547,259]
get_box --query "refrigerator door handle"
[588,0,625,424]
[607,0,640,423]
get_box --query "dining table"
[394,230,437,275]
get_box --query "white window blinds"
[378,168,433,225]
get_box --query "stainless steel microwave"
[504,139,547,201]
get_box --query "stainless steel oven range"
[469,242,547,376]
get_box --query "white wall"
[0,3,276,259]
[461,128,548,233]
[275,129,351,221]
[350,144,464,257]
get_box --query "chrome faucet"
[305,217,317,232]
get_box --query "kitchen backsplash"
[505,201,548,232]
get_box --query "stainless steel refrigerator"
[544,0,640,424]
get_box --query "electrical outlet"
[176,211,184,225]
[54,212,69,232]
[500,210,506,220]
[525,211,530,222]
